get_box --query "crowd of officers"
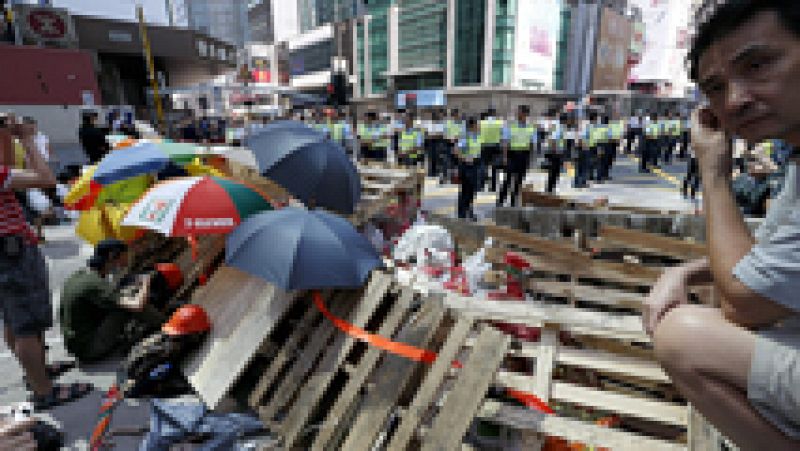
[302,106,696,220]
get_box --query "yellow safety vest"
[480,119,503,145]
[589,126,608,148]
[509,123,536,151]
[446,120,463,140]
[461,135,482,161]
[645,123,661,139]
[399,130,420,156]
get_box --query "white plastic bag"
[463,238,494,294]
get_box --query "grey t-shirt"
[734,161,800,312]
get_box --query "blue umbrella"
[225,208,381,291]
[245,121,361,215]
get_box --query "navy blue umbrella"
[225,208,381,291]
[245,121,361,215]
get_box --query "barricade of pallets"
[416,217,735,451]
[243,271,514,450]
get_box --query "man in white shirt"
[644,2,800,449]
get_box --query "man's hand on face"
[691,108,732,180]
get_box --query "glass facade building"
[492,0,515,86]
[397,0,446,72]
[453,0,485,86]
[187,0,249,48]
[248,0,274,44]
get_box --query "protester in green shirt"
[60,240,165,363]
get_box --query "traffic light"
[329,71,348,107]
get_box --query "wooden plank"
[485,224,586,262]
[311,289,415,450]
[340,299,448,450]
[534,327,559,401]
[478,401,686,451]
[421,326,510,451]
[497,373,686,426]
[386,317,474,451]
[530,280,644,310]
[182,266,297,409]
[487,245,661,288]
[445,294,649,342]
[598,225,707,260]
[557,347,669,383]
[280,282,404,448]
[248,304,320,408]
[258,292,356,423]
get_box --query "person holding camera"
[1,114,93,410]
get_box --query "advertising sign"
[592,7,633,90]
[396,90,446,108]
[17,5,76,47]
[514,0,563,90]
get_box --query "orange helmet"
[162,304,211,336]
[155,263,184,291]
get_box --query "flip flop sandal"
[45,361,76,379]
[30,382,94,411]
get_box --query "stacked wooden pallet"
[242,271,514,450]
[420,218,731,450]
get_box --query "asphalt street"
[422,154,700,218]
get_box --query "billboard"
[514,0,563,90]
[629,0,692,94]
[396,90,446,108]
[592,7,633,90]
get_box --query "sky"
[19,0,184,25]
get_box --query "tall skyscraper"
[186,0,249,48]
[249,0,274,44]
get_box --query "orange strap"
[312,291,553,414]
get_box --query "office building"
[186,0,249,48]
[248,0,274,44]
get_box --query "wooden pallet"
[246,271,513,450]
[405,219,734,450]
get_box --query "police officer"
[625,111,643,155]
[443,109,464,184]
[396,115,424,167]
[357,111,378,161]
[545,114,569,194]
[574,113,592,188]
[329,109,352,149]
[665,112,682,164]
[479,108,504,192]
[497,105,536,207]
[642,113,661,172]
[456,118,482,220]
[587,113,608,182]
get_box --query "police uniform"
[397,128,424,167]
[588,122,609,181]
[574,120,592,188]
[498,121,536,207]
[643,118,662,172]
[546,123,567,193]
[479,117,504,191]
[443,118,464,183]
[456,133,482,219]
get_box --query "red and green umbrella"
[122,176,273,237]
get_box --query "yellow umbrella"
[185,158,225,177]
[75,208,114,245]
[102,203,142,242]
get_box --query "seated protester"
[644,3,800,450]
[59,240,167,363]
